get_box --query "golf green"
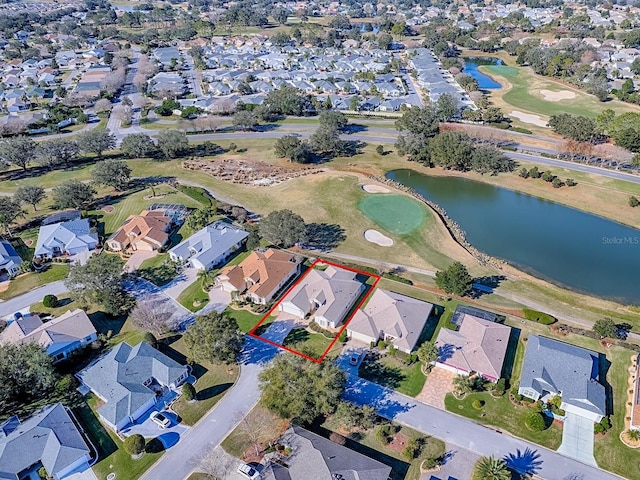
[358,194,426,235]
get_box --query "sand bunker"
[510,111,547,127]
[364,229,394,247]
[362,184,391,194]
[539,89,576,102]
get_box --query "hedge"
[523,308,556,325]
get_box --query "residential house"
[0,403,92,480]
[106,210,172,252]
[434,306,510,382]
[34,219,98,260]
[0,239,22,278]
[168,221,248,271]
[278,265,365,329]
[261,425,391,480]
[77,341,189,432]
[152,47,182,67]
[0,309,97,363]
[348,289,433,353]
[518,335,606,423]
[216,248,301,304]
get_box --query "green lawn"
[483,63,640,119]
[282,327,335,359]
[359,354,426,397]
[0,264,69,300]
[168,337,239,426]
[76,395,164,480]
[357,194,427,235]
[136,253,178,287]
[30,294,77,317]
[177,280,209,312]
[224,307,264,333]
[444,391,563,450]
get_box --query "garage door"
[557,412,597,466]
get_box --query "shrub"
[512,126,533,134]
[42,294,58,308]
[142,332,158,348]
[594,423,605,434]
[422,457,439,469]
[566,178,577,186]
[523,308,556,325]
[376,426,391,444]
[495,378,506,394]
[402,438,421,460]
[228,142,237,152]
[526,411,547,431]
[330,432,347,445]
[378,340,387,350]
[37,467,48,479]
[376,144,384,155]
[124,434,145,456]
[529,166,541,178]
[542,171,555,182]
[388,344,397,357]
[182,382,196,401]
[338,330,347,343]
[630,196,640,207]
[472,399,484,409]
[552,177,564,188]
[55,374,76,395]
[518,168,530,178]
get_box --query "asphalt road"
[0,280,67,317]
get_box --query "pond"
[462,57,503,89]
[387,169,640,305]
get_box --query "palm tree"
[627,429,640,441]
[198,268,213,289]
[452,375,473,396]
[473,456,511,480]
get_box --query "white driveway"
[162,267,199,300]
[63,464,98,480]
[557,412,597,466]
[125,251,157,271]
[121,408,188,441]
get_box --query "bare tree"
[232,410,274,457]
[192,446,234,480]
[94,99,113,114]
[129,295,176,334]
[101,68,126,96]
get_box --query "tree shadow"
[158,343,189,365]
[599,354,614,416]
[145,437,166,453]
[196,382,234,401]
[501,328,521,381]
[73,403,118,461]
[473,275,506,289]
[283,328,310,345]
[343,124,368,134]
[421,304,444,342]
[305,223,346,251]
[502,447,543,477]
[358,354,404,390]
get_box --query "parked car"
[349,351,363,366]
[150,411,171,429]
[237,463,260,480]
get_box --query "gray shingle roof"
[78,342,188,428]
[520,336,606,417]
[261,425,391,480]
[34,219,98,257]
[169,222,248,269]
[0,240,21,272]
[0,403,89,479]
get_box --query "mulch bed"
[25,239,33,246]
[102,205,115,213]
[387,432,410,453]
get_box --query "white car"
[149,411,171,429]
[237,463,260,480]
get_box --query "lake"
[462,57,503,89]
[388,169,640,305]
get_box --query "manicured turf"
[359,355,426,397]
[282,328,335,359]
[223,307,264,333]
[484,64,640,119]
[177,280,209,312]
[136,253,178,287]
[358,194,426,235]
[0,264,69,300]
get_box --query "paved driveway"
[162,267,199,300]
[417,367,456,409]
[121,408,188,441]
[421,442,480,480]
[125,250,157,271]
[557,412,597,466]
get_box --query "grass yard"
[444,391,563,450]
[177,280,209,312]
[136,253,179,287]
[282,327,336,359]
[30,294,76,316]
[220,405,289,459]
[357,194,427,235]
[359,354,426,398]
[169,335,239,426]
[0,264,69,300]
[76,395,164,480]
[223,306,264,333]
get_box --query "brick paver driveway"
[417,367,456,409]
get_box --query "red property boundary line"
[248,259,381,363]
